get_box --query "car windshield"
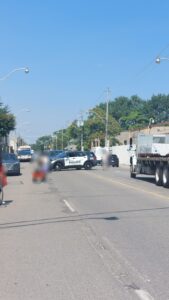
[18,150,31,155]
[56,152,66,158]
[2,153,18,161]
[49,150,62,157]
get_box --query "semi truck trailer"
[130,134,169,188]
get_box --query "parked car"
[2,153,20,175]
[108,154,119,167]
[50,151,94,171]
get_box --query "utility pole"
[81,112,84,151]
[61,129,64,150]
[77,112,84,151]
[105,87,110,148]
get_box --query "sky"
[1,0,169,143]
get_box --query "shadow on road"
[135,176,155,184]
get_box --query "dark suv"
[108,154,119,167]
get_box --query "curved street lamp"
[0,67,29,81]
[155,56,169,64]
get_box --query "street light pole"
[77,112,84,151]
[0,67,29,81]
[105,88,110,148]
[61,129,64,150]
[52,134,57,150]
[1,68,30,152]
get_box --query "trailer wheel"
[155,166,163,186]
[130,165,136,178]
[162,166,169,188]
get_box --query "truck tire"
[162,166,169,188]
[155,166,163,186]
[130,165,136,178]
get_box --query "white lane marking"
[63,200,75,212]
[135,289,154,300]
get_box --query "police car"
[50,151,94,171]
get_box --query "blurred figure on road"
[102,149,109,170]
[32,153,49,183]
[0,147,7,204]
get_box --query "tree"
[0,103,15,137]
[84,107,121,147]
[35,135,53,151]
[34,93,169,150]
[144,94,169,123]
[119,111,149,130]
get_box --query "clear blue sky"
[1,0,169,143]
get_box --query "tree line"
[33,94,169,151]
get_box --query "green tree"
[119,111,149,130]
[0,103,15,137]
[144,94,169,123]
[84,107,121,147]
[35,135,53,151]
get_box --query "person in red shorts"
[0,148,7,205]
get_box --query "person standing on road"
[32,153,49,182]
[102,149,109,170]
[0,147,7,204]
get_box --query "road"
[0,163,169,299]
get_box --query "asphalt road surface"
[1,163,169,300]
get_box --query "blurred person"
[0,147,7,204]
[102,149,109,170]
[32,153,49,183]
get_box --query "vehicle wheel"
[130,165,136,178]
[84,161,92,170]
[155,166,163,186]
[130,172,136,178]
[54,163,62,171]
[162,166,169,188]
[0,187,4,205]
